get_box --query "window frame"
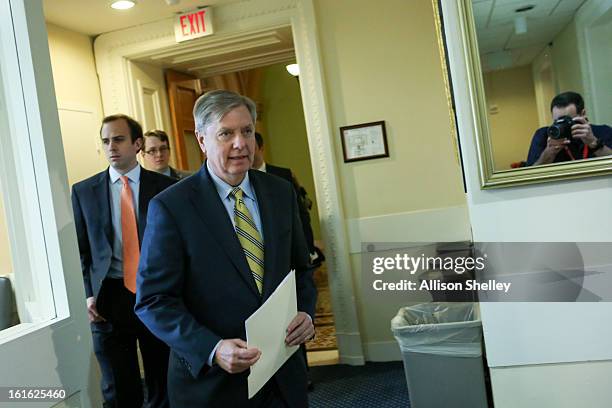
[0,0,75,343]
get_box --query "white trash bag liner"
[391,302,482,358]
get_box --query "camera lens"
[548,126,561,139]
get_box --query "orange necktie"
[120,176,139,293]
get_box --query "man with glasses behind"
[142,130,192,180]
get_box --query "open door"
[532,48,556,128]
[166,69,267,172]
[165,69,204,172]
[0,1,95,406]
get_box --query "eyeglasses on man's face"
[144,146,170,155]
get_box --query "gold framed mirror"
[443,0,612,188]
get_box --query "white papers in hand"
[245,270,298,399]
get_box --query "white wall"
[47,23,107,186]
[578,0,612,125]
[551,18,584,96]
[314,0,470,360]
[443,1,612,406]
[490,361,612,408]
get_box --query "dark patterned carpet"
[309,362,411,407]
[307,264,338,351]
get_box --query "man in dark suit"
[135,90,317,407]
[141,129,192,180]
[71,114,175,408]
[252,132,323,268]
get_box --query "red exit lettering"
[181,10,207,37]
[180,15,188,36]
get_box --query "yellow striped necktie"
[231,187,264,294]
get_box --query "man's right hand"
[535,137,570,165]
[86,296,106,323]
[214,339,261,374]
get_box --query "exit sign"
[174,7,214,43]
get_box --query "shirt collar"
[206,161,255,201]
[257,162,267,172]
[109,164,141,184]
[162,167,172,177]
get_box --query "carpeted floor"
[308,362,411,408]
[307,264,338,351]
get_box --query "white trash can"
[391,303,488,408]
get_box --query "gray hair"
[193,90,257,133]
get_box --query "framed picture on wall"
[340,121,389,163]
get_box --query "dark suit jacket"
[265,164,315,254]
[135,164,317,407]
[265,163,293,184]
[71,167,176,300]
[169,166,192,180]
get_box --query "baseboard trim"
[339,354,366,365]
[336,332,365,365]
[364,341,403,362]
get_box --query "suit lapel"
[250,171,282,301]
[91,170,113,246]
[189,166,261,299]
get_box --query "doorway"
[94,0,365,365]
[163,58,340,364]
[165,69,204,171]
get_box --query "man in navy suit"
[71,114,175,408]
[135,90,317,407]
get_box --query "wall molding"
[94,0,365,363]
[346,205,472,254]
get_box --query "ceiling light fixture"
[514,5,534,35]
[514,15,527,34]
[111,1,136,10]
[286,63,300,77]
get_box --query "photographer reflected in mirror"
[526,92,612,166]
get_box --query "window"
[0,2,91,397]
[0,3,60,340]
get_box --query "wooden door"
[166,69,204,171]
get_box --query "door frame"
[575,0,612,125]
[0,0,98,406]
[94,0,365,364]
[165,69,200,170]
[532,46,556,128]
